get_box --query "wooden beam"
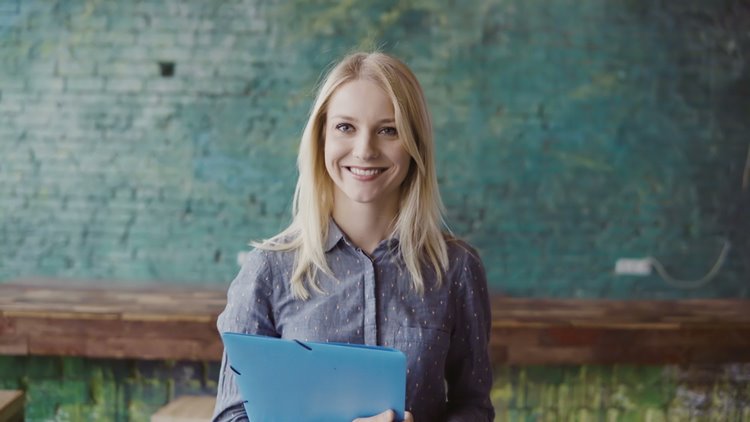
[1,280,749,364]
[0,279,225,361]
[489,297,750,364]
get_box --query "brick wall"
[1,0,298,286]
[1,0,747,298]
[1,0,748,420]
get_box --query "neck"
[332,196,399,255]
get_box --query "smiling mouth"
[346,166,386,176]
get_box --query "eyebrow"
[329,115,395,124]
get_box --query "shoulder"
[232,248,295,291]
[443,236,487,291]
[244,246,294,264]
[240,247,295,278]
[252,225,303,251]
[444,236,483,268]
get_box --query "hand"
[353,409,414,422]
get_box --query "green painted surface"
[491,365,750,421]
[0,0,748,420]
[0,357,217,421]
[1,357,749,421]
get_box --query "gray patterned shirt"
[212,221,494,421]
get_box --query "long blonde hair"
[255,51,449,300]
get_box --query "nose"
[352,131,379,160]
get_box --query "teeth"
[349,167,383,176]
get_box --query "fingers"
[403,411,414,422]
[352,409,396,422]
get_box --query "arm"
[212,250,278,422]
[443,246,495,422]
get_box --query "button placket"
[362,257,378,345]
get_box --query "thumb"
[376,410,396,421]
[352,409,395,422]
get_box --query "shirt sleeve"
[444,244,495,421]
[212,249,279,422]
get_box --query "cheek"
[323,136,334,163]
[393,147,412,173]
[323,137,342,173]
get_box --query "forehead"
[327,79,395,119]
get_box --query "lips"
[348,167,384,176]
[345,166,387,180]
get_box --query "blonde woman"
[213,51,494,422]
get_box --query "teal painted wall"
[0,0,749,420]
[0,0,747,298]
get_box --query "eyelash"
[379,127,398,136]
[335,123,398,136]
[335,123,354,133]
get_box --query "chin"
[347,194,379,204]
[344,190,385,204]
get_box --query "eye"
[335,123,354,133]
[378,126,398,137]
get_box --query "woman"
[213,51,494,422]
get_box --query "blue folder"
[221,332,407,422]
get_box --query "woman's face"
[324,79,412,213]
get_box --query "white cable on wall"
[646,143,749,289]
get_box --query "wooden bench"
[0,390,24,422]
[1,278,750,364]
[151,395,215,422]
[489,297,750,364]
[0,278,224,360]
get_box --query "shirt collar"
[324,218,345,252]
[323,218,400,253]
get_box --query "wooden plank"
[151,395,215,422]
[84,337,222,361]
[508,346,594,365]
[0,280,225,361]
[15,318,221,360]
[489,297,750,327]
[490,326,750,365]
[0,390,24,422]
[14,318,218,340]
[0,334,27,356]
[2,281,750,364]
[0,317,15,335]
[0,281,225,321]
